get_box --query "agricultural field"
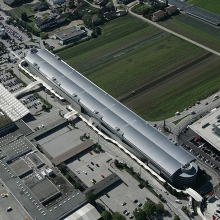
[159,14,220,53]
[57,15,219,121]
[9,4,35,19]
[187,0,220,15]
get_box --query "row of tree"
[133,199,164,220]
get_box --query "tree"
[158,194,163,200]
[73,182,81,189]
[114,159,119,167]
[156,202,164,213]
[143,200,156,217]
[21,12,28,21]
[174,215,180,220]
[112,212,126,220]
[133,208,146,220]
[101,210,112,220]
[163,182,168,188]
[42,104,46,110]
[86,191,96,207]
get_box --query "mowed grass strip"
[187,0,220,15]
[125,56,220,121]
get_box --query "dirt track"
[118,52,213,103]
[124,54,220,118]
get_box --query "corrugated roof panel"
[0,84,29,121]
[25,49,196,176]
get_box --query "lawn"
[187,0,220,15]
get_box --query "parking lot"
[19,93,42,116]
[0,70,24,93]
[179,128,220,172]
[0,183,31,220]
[66,149,161,219]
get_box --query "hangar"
[24,49,197,188]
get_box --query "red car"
[101,174,105,178]
[205,102,208,105]
[89,151,93,155]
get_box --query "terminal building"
[24,48,198,188]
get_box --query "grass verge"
[173,114,190,125]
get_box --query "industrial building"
[54,26,87,45]
[190,108,220,153]
[25,48,197,188]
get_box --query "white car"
[125,211,130,215]
[76,170,80,174]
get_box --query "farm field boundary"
[159,14,220,53]
[118,52,213,103]
[187,0,220,15]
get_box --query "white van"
[175,112,180,115]
[175,200,182,204]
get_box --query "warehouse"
[54,26,87,45]
[25,49,197,188]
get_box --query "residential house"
[117,0,128,4]
[106,2,114,9]
[152,10,166,21]
[33,2,46,11]
[47,0,66,6]
[116,10,127,16]
[166,5,178,15]
[98,0,109,7]
[147,0,154,5]
[35,14,65,30]
[103,11,116,20]
[3,0,22,6]
[91,15,101,24]
[76,0,88,7]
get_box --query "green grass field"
[125,56,220,121]
[187,0,220,15]
[9,4,35,19]
[159,14,220,52]
[57,15,219,121]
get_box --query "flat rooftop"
[190,108,220,152]
[55,26,85,41]
[38,127,84,159]
[29,178,60,203]
[29,153,44,167]
[10,158,32,177]
[52,139,94,165]
[2,136,32,159]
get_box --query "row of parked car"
[0,72,24,93]
[180,139,219,170]
[5,25,23,41]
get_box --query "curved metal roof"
[25,49,195,176]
